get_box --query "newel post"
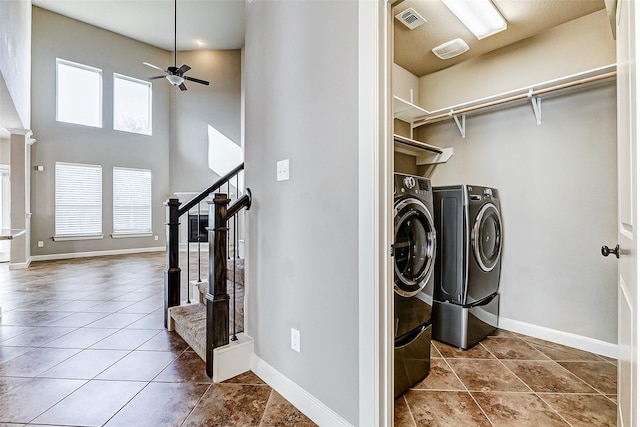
[205,193,231,377]
[164,198,181,328]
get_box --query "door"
[615,0,638,425]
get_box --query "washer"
[432,185,502,349]
[393,173,436,398]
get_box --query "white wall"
[0,0,31,130]
[245,1,360,424]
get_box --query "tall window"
[113,167,152,235]
[113,74,152,135]
[55,162,102,238]
[56,59,102,127]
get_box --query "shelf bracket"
[529,89,542,125]
[450,110,466,138]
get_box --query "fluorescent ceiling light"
[441,0,507,40]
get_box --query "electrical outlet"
[154,235,159,241]
[37,241,44,248]
[277,159,290,182]
[291,328,300,352]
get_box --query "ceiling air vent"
[432,38,470,60]
[395,8,427,30]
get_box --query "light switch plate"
[277,159,290,181]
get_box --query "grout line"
[257,388,274,426]
[402,393,418,427]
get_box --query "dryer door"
[471,203,502,272]
[394,197,436,297]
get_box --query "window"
[55,162,102,239]
[113,74,152,135]
[56,59,102,127]
[113,167,152,236]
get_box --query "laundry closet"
[391,0,618,363]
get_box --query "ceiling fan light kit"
[441,0,507,40]
[142,0,210,91]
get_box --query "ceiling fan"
[143,0,210,91]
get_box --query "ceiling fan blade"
[177,64,191,74]
[179,82,188,91]
[143,62,167,72]
[147,75,167,80]
[184,76,210,86]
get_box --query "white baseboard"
[212,333,254,383]
[251,354,352,427]
[30,246,165,262]
[9,257,32,270]
[499,316,618,359]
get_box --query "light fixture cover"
[441,0,506,40]
[166,74,185,85]
[432,38,470,59]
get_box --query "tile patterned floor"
[0,253,618,426]
[0,253,314,427]
[396,330,618,426]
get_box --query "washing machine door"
[471,203,502,272]
[394,197,436,297]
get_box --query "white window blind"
[56,59,102,128]
[55,162,102,237]
[113,167,152,235]
[113,73,152,135]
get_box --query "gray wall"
[30,7,171,255]
[423,86,618,344]
[404,9,618,345]
[29,8,242,256]
[244,1,359,424]
[170,49,242,195]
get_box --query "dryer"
[393,173,436,398]
[432,185,502,349]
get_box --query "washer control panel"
[395,174,431,196]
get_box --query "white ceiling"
[31,0,245,51]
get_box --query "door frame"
[358,0,393,425]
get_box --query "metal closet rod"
[413,70,617,126]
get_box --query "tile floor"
[0,253,617,426]
[0,253,314,426]
[395,330,618,426]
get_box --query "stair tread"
[171,303,206,360]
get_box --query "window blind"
[113,167,152,234]
[55,162,102,237]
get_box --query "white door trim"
[358,0,392,425]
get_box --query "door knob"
[601,244,620,259]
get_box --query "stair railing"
[164,162,245,328]
[206,189,251,377]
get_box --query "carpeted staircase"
[169,258,245,362]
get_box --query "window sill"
[111,233,153,239]
[53,234,104,242]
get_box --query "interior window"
[113,167,152,235]
[56,59,102,127]
[55,162,102,237]
[113,74,152,135]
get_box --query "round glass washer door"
[393,197,436,297]
[471,203,502,272]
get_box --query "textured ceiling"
[393,0,606,77]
